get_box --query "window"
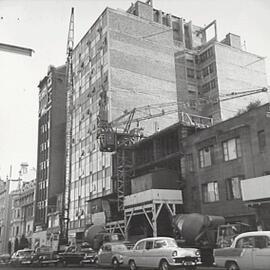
[187,68,195,78]
[226,176,243,200]
[202,181,219,202]
[201,79,216,94]
[186,154,194,172]
[135,241,145,250]
[104,245,112,252]
[222,137,241,161]
[154,240,167,248]
[258,130,266,152]
[236,236,255,248]
[199,146,213,168]
[145,241,153,250]
[199,47,214,63]
[254,236,269,248]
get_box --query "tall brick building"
[33,65,66,245]
[67,0,268,240]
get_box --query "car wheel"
[129,260,137,270]
[159,260,170,270]
[184,267,196,270]
[112,258,120,270]
[226,262,239,270]
[57,260,66,268]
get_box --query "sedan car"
[80,247,98,266]
[125,237,201,270]
[214,231,270,270]
[10,249,35,266]
[97,242,129,270]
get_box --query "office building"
[33,65,67,245]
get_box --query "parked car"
[31,246,60,266]
[10,249,35,266]
[97,242,129,270]
[125,237,201,270]
[80,246,98,266]
[58,245,87,266]
[214,231,270,270]
[0,254,10,264]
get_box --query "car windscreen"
[112,244,128,251]
[165,239,178,247]
[19,251,33,257]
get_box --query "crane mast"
[62,7,74,246]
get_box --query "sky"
[0,0,270,180]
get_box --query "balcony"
[241,175,270,202]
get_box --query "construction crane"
[97,86,268,212]
[61,7,74,246]
[98,87,268,152]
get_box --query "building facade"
[68,1,180,239]
[67,0,268,240]
[181,103,270,228]
[0,180,11,254]
[34,65,66,244]
[19,180,35,248]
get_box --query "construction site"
[1,0,270,263]
[59,0,269,247]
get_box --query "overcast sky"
[0,0,269,180]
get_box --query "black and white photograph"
[0,0,270,269]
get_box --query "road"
[0,266,226,270]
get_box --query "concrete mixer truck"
[172,213,250,265]
[83,224,126,251]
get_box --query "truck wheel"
[129,260,137,270]
[159,260,170,270]
[226,262,239,270]
[112,258,119,270]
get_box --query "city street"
[0,266,226,270]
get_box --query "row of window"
[200,78,216,94]
[202,63,215,78]
[202,176,243,203]
[196,47,214,64]
[196,130,266,169]
[198,137,241,168]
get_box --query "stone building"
[0,180,11,254]
[33,65,66,246]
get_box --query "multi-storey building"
[19,180,35,248]
[68,1,179,240]
[182,32,268,122]
[67,0,268,240]
[181,103,270,229]
[9,188,22,252]
[33,65,66,245]
[0,180,11,254]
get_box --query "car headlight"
[195,250,201,257]
[172,251,177,257]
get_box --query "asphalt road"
[0,266,226,270]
